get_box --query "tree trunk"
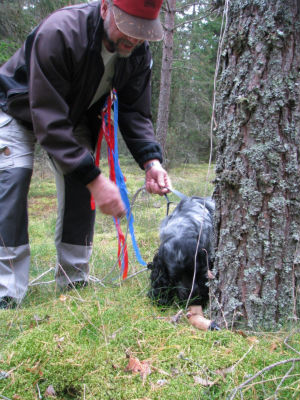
[155,0,176,164]
[212,0,300,329]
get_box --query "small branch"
[29,280,55,286]
[179,353,211,381]
[0,395,12,400]
[56,264,84,301]
[228,358,300,400]
[274,360,295,399]
[162,0,171,13]
[122,268,148,282]
[28,267,55,286]
[175,1,210,13]
[284,331,300,356]
[241,373,300,392]
[36,383,42,400]
[233,344,254,370]
[210,291,228,329]
[88,275,106,287]
[175,13,212,30]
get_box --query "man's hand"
[87,175,126,218]
[144,160,172,196]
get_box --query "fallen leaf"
[215,365,235,378]
[234,330,247,338]
[125,355,151,385]
[26,362,43,377]
[247,336,259,345]
[270,342,278,352]
[59,295,67,302]
[54,335,65,351]
[44,385,56,397]
[193,376,215,386]
[125,356,143,373]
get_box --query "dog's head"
[148,196,214,307]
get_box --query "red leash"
[91,94,129,278]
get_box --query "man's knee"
[0,167,32,246]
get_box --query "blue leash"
[112,91,147,268]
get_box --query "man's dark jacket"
[0,1,162,184]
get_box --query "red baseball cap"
[112,0,164,41]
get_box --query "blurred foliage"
[0,0,83,56]
[151,2,221,164]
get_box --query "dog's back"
[148,196,215,306]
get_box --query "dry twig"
[284,331,300,356]
[228,358,300,400]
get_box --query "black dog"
[148,196,215,307]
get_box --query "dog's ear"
[147,250,160,271]
[148,253,175,306]
[147,261,154,270]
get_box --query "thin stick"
[122,267,148,282]
[205,0,230,197]
[210,291,228,329]
[179,353,211,381]
[185,204,207,310]
[232,344,254,370]
[242,373,300,392]
[0,395,12,400]
[284,331,300,356]
[29,267,55,285]
[228,358,300,400]
[274,360,295,399]
[29,279,55,286]
[88,275,106,287]
[56,264,84,301]
[36,383,42,399]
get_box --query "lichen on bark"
[211,0,300,329]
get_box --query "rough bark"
[212,0,300,329]
[155,0,176,163]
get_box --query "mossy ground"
[0,161,299,399]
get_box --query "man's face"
[102,3,144,58]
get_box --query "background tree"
[151,0,221,165]
[211,0,300,329]
[155,0,176,163]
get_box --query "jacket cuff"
[135,143,163,169]
[65,153,101,185]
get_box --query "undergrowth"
[0,160,299,399]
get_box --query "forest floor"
[0,160,299,399]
